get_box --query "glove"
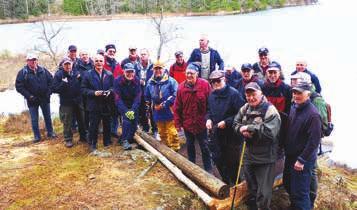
[125,110,135,120]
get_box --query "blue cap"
[68,45,77,52]
[186,63,200,72]
[124,63,135,71]
[267,62,281,71]
[258,47,269,55]
[241,63,253,71]
[105,44,116,52]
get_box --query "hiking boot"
[47,133,57,140]
[153,132,161,141]
[122,139,132,150]
[65,141,74,148]
[33,137,41,143]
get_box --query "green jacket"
[233,96,281,164]
[310,91,328,135]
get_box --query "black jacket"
[284,100,322,164]
[52,69,82,106]
[81,69,114,113]
[15,65,53,107]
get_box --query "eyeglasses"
[95,60,104,63]
[210,78,222,84]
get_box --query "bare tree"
[150,6,181,61]
[32,20,66,66]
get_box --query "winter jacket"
[252,61,270,80]
[174,78,211,134]
[310,91,328,136]
[81,69,114,113]
[284,100,322,164]
[15,65,53,107]
[169,61,188,84]
[262,79,292,114]
[76,58,94,77]
[233,97,281,164]
[114,76,141,115]
[145,73,178,122]
[235,76,264,101]
[121,55,140,69]
[103,55,123,79]
[187,47,224,73]
[291,69,322,93]
[207,85,245,163]
[52,69,82,106]
[137,60,154,86]
[225,70,242,87]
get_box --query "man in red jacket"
[174,63,212,172]
[169,51,187,84]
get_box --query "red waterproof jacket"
[169,61,187,84]
[174,78,211,134]
[103,55,123,79]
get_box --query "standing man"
[291,60,322,93]
[114,63,142,150]
[187,35,224,80]
[224,65,241,87]
[145,61,180,151]
[81,54,114,152]
[206,70,245,185]
[235,63,264,101]
[77,50,94,75]
[169,51,187,84]
[252,47,271,80]
[174,63,212,172]
[103,44,123,139]
[262,62,292,114]
[137,48,158,137]
[233,82,281,210]
[121,46,140,70]
[15,53,56,142]
[52,58,87,147]
[283,81,322,210]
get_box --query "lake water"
[0,0,356,168]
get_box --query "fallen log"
[134,133,215,206]
[135,130,229,199]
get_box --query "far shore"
[0,3,308,25]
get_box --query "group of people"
[15,35,330,210]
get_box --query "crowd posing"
[15,35,333,210]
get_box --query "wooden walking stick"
[231,140,246,210]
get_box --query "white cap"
[26,52,38,60]
[291,72,311,84]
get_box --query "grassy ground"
[0,113,356,210]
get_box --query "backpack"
[310,92,334,137]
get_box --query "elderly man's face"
[259,54,269,66]
[153,67,164,78]
[80,52,89,63]
[140,51,149,62]
[267,70,280,83]
[245,90,263,107]
[210,77,225,90]
[94,55,104,71]
[293,90,310,104]
[296,62,307,72]
[176,55,184,64]
[124,70,135,81]
[199,37,209,49]
[129,49,137,56]
[27,59,38,70]
[185,69,198,84]
[62,62,72,72]
[241,69,253,81]
[68,50,77,60]
[106,48,116,59]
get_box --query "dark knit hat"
[105,44,116,52]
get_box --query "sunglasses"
[210,78,222,84]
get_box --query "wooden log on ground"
[134,133,215,206]
[135,130,230,199]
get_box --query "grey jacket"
[233,96,281,164]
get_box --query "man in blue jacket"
[15,53,56,143]
[114,63,142,150]
[283,81,322,210]
[81,54,114,153]
[187,35,224,80]
[52,58,87,148]
[291,60,322,93]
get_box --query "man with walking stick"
[233,82,281,210]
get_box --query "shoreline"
[0,3,309,25]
